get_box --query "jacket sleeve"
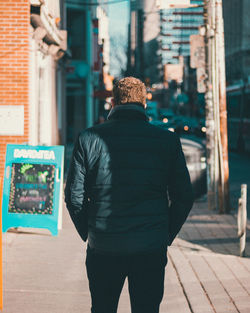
[167,135,194,245]
[65,133,88,242]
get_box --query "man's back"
[65,104,193,254]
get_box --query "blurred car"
[150,120,175,132]
[194,118,207,138]
[150,121,207,198]
[158,108,175,124]
[154,113,202,137]
[180,137,207,198]
[173,116,199,135]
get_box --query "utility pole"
[204,0,230,213]
[215,0,230,213]
[204,0,217,210]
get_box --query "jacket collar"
[107,103,148,121]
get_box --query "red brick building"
[0,0,66,178]
[0,0,30,177]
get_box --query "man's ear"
[111,98,115,108]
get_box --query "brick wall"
[0,0,30,178]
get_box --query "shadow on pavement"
[177,201,250,258]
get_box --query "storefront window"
[67,9,86,61]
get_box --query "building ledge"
[40,4,63,45]
[30,1,66,55]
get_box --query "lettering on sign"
[14,149,55,160]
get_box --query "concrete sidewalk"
[2,199,250,313]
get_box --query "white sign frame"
[197,67,206,93]
[190,35,205,69]
[0,105,24,136]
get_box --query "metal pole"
[86,8,94,128]
[212,0,224,213]
[211,0,220,210]
[215,0,230,213]
[138,9,144,80]
[130,10,137,73]
[127,17,132,75]
[238,184,247,257]
[204,0,216,210]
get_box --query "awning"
[93,90,113,99]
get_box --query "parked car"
[150,121,207,198]
[173,116,199,135]
[158,108,175,124]
[180,137,207,198]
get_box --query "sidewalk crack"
[168,253,194,313]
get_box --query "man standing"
[65,77,194,313]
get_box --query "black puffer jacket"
[65,104,193,254]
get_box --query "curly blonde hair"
[113,77,146,106]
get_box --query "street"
[2,151,250,313]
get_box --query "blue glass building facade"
[160,0,204,64]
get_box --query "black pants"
[86,246,168,313]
